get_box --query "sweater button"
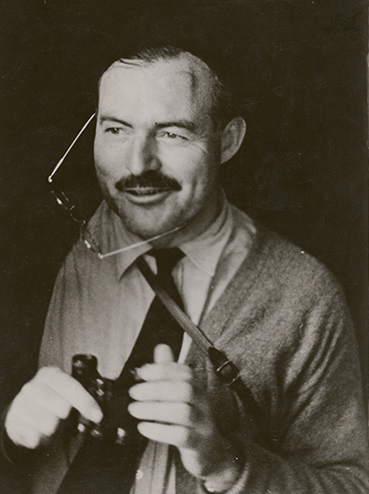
[136,469,144,481]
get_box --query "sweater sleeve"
[210,278,368,493]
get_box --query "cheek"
[160,144,215,183]
[177,165,217,208]
[94,139,109,173]
[94,143,126,182]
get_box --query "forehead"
[98,53,215,121]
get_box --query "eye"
[105,127,123,135]
[161,131,187,141]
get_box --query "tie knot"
[147,247,184,276]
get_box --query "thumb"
[154,344,174,364]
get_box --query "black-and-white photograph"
[0,1,367,493]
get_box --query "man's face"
[94,53,224,243]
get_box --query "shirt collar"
[88,196,235,280]
[179,198,234,277]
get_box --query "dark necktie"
[57,248,185,494]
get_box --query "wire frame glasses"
[47,113,102,255]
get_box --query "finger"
[5,420,43,449]
[36,367,103,423]
[129,380,193,403]
[134,362,192,383]
[154,344,174,364]
[137,421,195,449]
[128,401,193,426]
[13,402,60,438]
[22,380,71,420]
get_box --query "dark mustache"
[115,171,181,192]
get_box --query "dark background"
[0,0,367,462]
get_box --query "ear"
[220,116,247,164]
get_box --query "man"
[2,46,369,493]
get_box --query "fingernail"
[127,402,139,418]
[130,368,142,382]
[128,385,138,398]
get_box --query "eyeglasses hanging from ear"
[47,113,187,259]
[47,113,102,253]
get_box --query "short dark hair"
[100,45,238,129]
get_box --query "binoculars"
[71,354,135,445]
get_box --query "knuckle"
[26,431,41,449]
[182,382,194,402]
[179,403,192,424]
[21,380,34,395]
[57,400,71,419]
[13,425,40,450]
[20,382,37,403]
[37,366,62,383]
[180,364,193,381]
[36,366,52,380]
[41,416,59,436]
[8,404,23,424]
[4,413,17,436]
[7,397,27,425]
[177,426,191,446]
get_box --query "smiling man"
[2,46,369,494]
[94,52,243,245]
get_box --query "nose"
[126,132,160,175]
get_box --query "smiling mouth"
[115,171,182,196]
[124,187,171,196]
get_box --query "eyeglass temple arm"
[48,113,96,184]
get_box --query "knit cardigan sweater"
[177,225,369,493]
[3,225,369,494]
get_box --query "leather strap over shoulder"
[136,256,263,423]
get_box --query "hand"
[128,344,241,491]
[5,367,103,449]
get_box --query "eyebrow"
[99,116,132,128]
[154,120,196,132]
[99,115,196,133]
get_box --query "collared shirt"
[40,196,256,494]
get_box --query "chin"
[121,215,178,241]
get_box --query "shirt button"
[115,428,126,444]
